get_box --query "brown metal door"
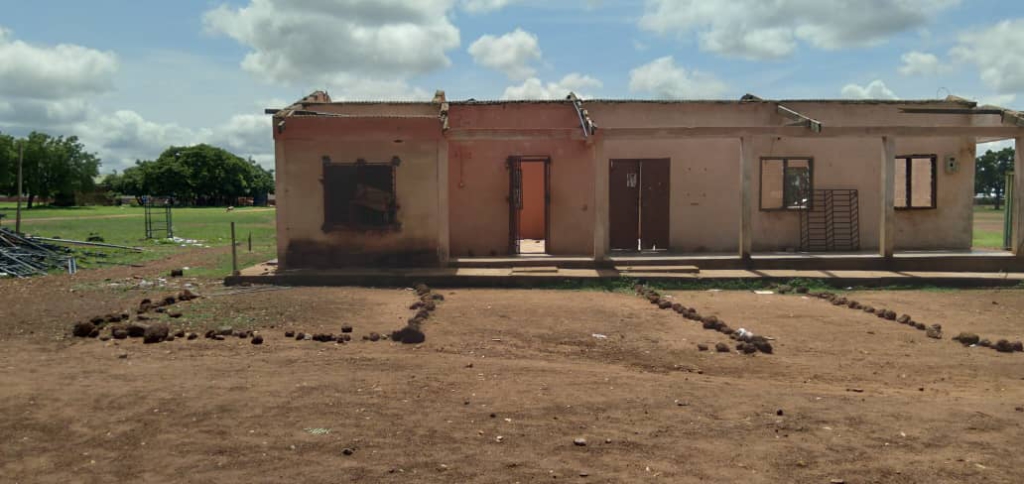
[640,159,670,250]
[609,159,640,251]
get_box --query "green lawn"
[0,203,276,275]
[973,205,1006,250]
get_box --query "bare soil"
[2,258,1024,483]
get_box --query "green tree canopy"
[0,131,101,207]
[107,144,274,206]
[975,146,1015,209]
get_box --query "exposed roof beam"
[776,104,822,133]
[1003,110,1024,127]
[567,92,597,138]
[944,94,978,108]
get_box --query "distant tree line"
[975,146,1015,209]
[102,144,274,206]
[0,131,101,207]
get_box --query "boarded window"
[323,160,398,229]
[895,155,936,209]
[761,157,813,210]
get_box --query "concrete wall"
[589,101,981,253]
[274,116,444,269]
[604,138,741,253]
[273,99,987,267]
[448,139,594,256]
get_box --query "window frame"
[759,156,815,212]
[894,154,937,210]
[321,156,401,232]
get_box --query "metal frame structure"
[800,189,860,252]
[144,198,173,239]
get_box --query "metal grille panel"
[800,189,859,252]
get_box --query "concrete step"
[615,265,700,274]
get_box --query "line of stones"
[799,288,1023,354]
[71,289,202,344]
[392,283,444,344]
[635,284,773,355]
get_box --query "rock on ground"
[143,323,170,344]
[72,321,95,338]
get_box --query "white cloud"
[841,80,899,100]
[460,0,518,12]
[974,94,1017,108]
[950,19,1024,94]
[0,27,275,173]
[0,26,118,100]
[73,111,275,171]
[468,29,542,80]
[628,56,727,99]
[977,139,1015,153]
[639,0,959,59]
[898,51,949,76]
[203,0,461,87]
[502,73,602,100]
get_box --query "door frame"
[507,155,551,255]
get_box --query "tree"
[107,145,274,206]
[0,132,101,207]
[0,132,15,194]
[976,147,1015,210]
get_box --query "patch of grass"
[973,230,1005,250]
[973,205,1007,249]
[1,204,276,274]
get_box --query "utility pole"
[16,141,23,234]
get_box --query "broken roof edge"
[264,90,982,115]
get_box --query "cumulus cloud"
[0,26,275,173]
[0,26,118,99]
[468,29,542,80]
[460,0,518,12]
[73,111,275,171]
[898,51,951,76]
[639,0,959,59]
[203,0,461,87]
[841,80,899,99]
[950,19,1024,94]
[502,73,602,100]
[628,56,727,99]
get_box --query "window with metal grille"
[760,157,813,210]
[894,155,936,209]
[322,157,399,230]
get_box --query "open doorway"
[508,156,550,255]
[974,140,1015,252]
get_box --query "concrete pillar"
[880,136,896,258]
[1014,137,1024,257]
[592,136,609,260]
[437,140,451,266]
[738,137,754,259]
[273,139,288,269]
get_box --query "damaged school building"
[266,90,1024,272]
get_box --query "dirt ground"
[2,255,1024,483]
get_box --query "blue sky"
[0,0,1022,173]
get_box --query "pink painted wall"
[274,116,444,268]
[590,101,981,252]
[272,98,991,267]
[448,139,593,257]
